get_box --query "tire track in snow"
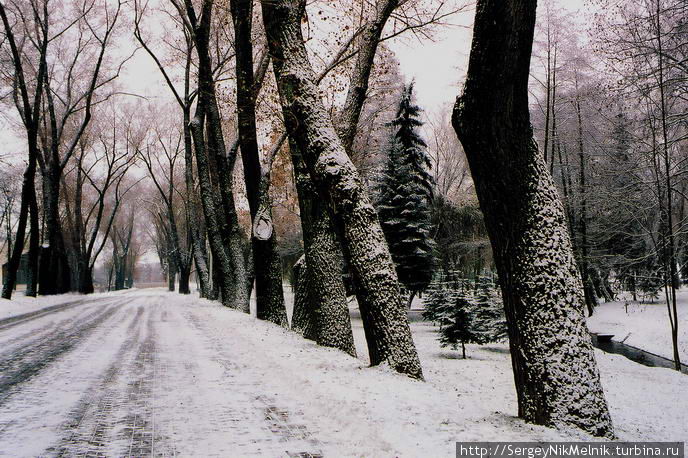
[53,306,145,457]
[0,301,125,406]
[54,298,177,457]
[122,308,158,457]
[0,298,92,331]
[0,297,125,360]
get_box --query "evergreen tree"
[377,83,435,305]
[433,276,507,358]
[422,278,454,326]
[472,276,508,343]
[439,289,478,359]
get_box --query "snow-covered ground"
[0,289,685,457]
[587,290,688,361]
[0,289,127,321]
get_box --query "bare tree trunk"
[2,164,33,299]
[25,193,40,297]
[168,250,176,292]
[452,0,613,437]
[230,0,288,326]
[654,1,681,371]
[289,142,356,355]
[178,265,191,294]
[0,2,45,300]
[262,0,422,379]
[291,255,318,341]
[39,171,71,295]
[185,0,249,311]
[184,108,212,299]
[574,93,598,316]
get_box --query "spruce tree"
[472,276,508,343]
[377,83,435,306]
[439,289,477,359]
[422,279,454,327]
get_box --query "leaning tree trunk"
[290,146,356,356]
[230,0,288,327]
[452,0,613,437]
[262,0,422,379]
[183,108,212,299]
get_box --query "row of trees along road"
[16,0,688,438]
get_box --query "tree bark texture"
[262,0,422,379]
[39,170,71,295]
[452,0,613,437]
[186,0,249,310]
[290,144,356,356]
[230,0,288,327]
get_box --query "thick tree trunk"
[289,142,356,355]
[262,0,422,379]
[190,114,237,307]
[78,264,94,294]
[183,108,212,300]
[39,171,71,295]
[25,194,40,297]
[178,266,191,294]
[168,256,176,292]
[291,255,318,341]
[185,0,250,311]
[451,0,613,437]
[230,0,288,327]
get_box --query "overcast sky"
[1,0,590,163]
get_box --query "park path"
[0,291,322,457]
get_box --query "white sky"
[0,0,590,163]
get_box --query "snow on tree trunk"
[187,0,250,311]
[452,0,613,437]
[291,255,318,341]
[290,145,355,356]
[262,0,422,379]
[183,110,212,300]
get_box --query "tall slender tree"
[229,0,288,327]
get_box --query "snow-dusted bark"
[291,255,317,340]
[185,0,250,311]
[290,150,356,356]
[262,0,422,379]
[183,115,212,299]
[452,0,613,437]
[230,0,288,327]
[189,113,241,309]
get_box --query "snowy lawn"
[587,289,688,361]
[183,292,687,453]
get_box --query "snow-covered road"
[0,292,323,457]
[0,289,686,457]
